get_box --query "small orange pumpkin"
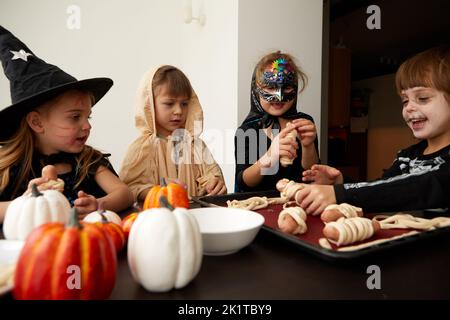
[121,212,138,241]
[14,208,117,300]
[143,178,189,209]
[121,203,142,240]
[88,210,125,252]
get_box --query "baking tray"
[194,191,450,261]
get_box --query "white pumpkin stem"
[31,183,43,197]
[68,208,82,229]
[97,202,108,223]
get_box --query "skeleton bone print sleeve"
[334,141,450,213]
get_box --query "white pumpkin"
[83,209,122,225]
[3,184,71,240]
[127,206,203,292]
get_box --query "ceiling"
[329,0,450,80]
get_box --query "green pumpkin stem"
[160,177,167,187]
[68,207,82,229]
[31,183,43,197]
[159,195,174,210]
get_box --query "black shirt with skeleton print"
[334,140,450,213]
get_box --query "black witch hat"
[0,25,113,142]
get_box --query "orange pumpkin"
[89,210,125,252]
[14,208,117,300]
[143,178,189,209]
[121,212,138,240]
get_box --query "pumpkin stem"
[96,202,108,223]
[132,201,142,212]
[31,183,43,197]
[159,195,174,210]
[160,177,167,187]
[68,207,82,229]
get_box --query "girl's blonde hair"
[0,90,106,198]
[254,51,308,94]
[395,46,450,102]
[152,65,192,99]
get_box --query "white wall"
[0,0,323,193]
[180,0,239,193]
[0,0,183,175]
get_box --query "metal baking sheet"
[195,191,450,261]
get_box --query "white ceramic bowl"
[189,207,265,256]
[0,240,24,296]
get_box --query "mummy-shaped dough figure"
[280,122,298,167]
[278,205,307,235]
[39,165,65,192]
[374,214,450,230]
[323,217,380,246]
[276,178,304,201]
[320,203,363,222]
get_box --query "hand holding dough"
[276,178,304,201]
[40,165,65,192]
[280,122,298,167]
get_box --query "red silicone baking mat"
[196,191,450,260]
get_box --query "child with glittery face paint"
[297,46,450,215]
[234,52,320,192]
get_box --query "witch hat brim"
[0,26,113,142]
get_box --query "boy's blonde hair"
[254,51,308,94]
[396,46,450,102]
[0,90,106,197]
[152,65,192,99]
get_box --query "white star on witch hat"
[10,49,32,61]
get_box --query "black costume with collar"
[234,71,319,192]
[234,113,318,192]
[0,152,117,206]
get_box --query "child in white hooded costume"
[120,65,226,200]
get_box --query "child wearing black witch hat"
[0,26,133,222]
[234,51,320,192]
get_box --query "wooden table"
[3,206,450,300]
[111,223,450,300]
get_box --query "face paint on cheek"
[47,120,86,140]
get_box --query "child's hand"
[206,177,227,196]
[294,185,336,216]
[260,124,299,168]
[302,164,343,185]
[74,190,98,219]
[292,118,317,148]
